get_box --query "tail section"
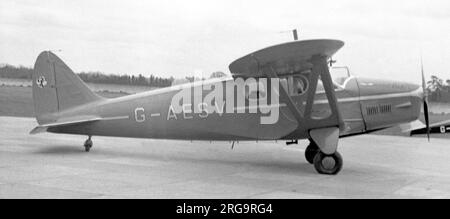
[33,51,103,124]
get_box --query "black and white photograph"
[1,0,450,204]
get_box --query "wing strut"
[260,55,344,154]
[307,56,343,154]
[307,56,343,129]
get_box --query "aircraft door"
[336,77,366,135]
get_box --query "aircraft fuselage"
[48,76,423,141]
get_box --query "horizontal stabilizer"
[29,126,49,135]
[29,115,101,135]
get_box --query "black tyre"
[305,143,319,164]
[84,139,92,152]
[313,151,343,175]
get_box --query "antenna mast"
[293,29,298,41]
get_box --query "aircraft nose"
[416,86,424,99]
[405,82,423,99]
[402,81,421,91]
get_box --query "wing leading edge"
[229,39,344,77]
[410,119,450,135]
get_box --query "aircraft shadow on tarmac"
[35,145,88,155]
[34,145,316,175]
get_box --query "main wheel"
[313,151,343,175]
[305,143,319,164]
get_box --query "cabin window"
[315,80,341,94]
[281,75,310,96]
[281,74,343,96]
[330,66,351,87]
[244,80,267,100]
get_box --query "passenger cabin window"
[315,80,342,94]
[330,66,351,88]
[281,75,344,95]
[313,66,352,93]
[246,66,352,98]
[245,81,267,100]
[279,74,310,96]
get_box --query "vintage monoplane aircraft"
[30,39,432,175]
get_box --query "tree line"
[77,72,173,87]
[0,64,174,87]
[1,63,448,101]
[427,75,450,101]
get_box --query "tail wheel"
[305,143,319,164]
[84,144,92,152]
[84,136,93,152]
[313,151,343,175]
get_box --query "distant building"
[209,71,227,79]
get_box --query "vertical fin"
[33,51,103,124]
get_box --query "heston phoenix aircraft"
[30,39,439,175]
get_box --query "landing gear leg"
[309,127,343,175]
[84,135,93,152]
[305,140,319,164]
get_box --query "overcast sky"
[1,0,449,83]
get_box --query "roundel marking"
[36,76,47,88]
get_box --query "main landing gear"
[305,140,344,175]
[305,142,319,164]
[304,127,344,175]
[84,135,93,152]
[305,140,343,175]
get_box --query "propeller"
[421,57,431,141]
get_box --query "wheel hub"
[321,156,336,170]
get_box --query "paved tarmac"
[1,116,450,199]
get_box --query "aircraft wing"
[409,119,450,135]
[228,39,345,140]
[30,115,102,134]
[229,39,344,77]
